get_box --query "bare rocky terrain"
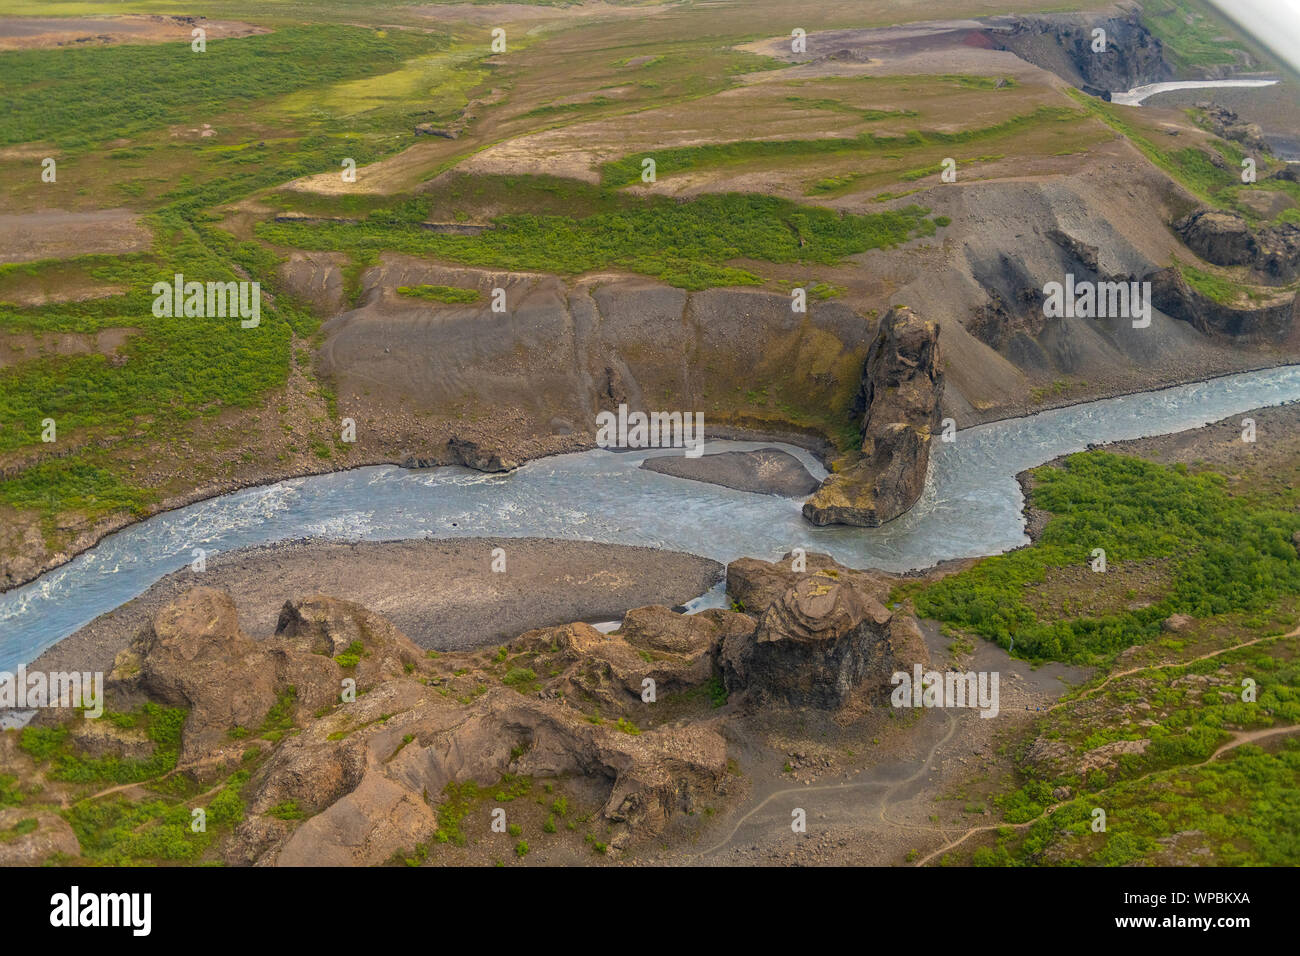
[22,538,724,679]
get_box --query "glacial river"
[1112,78,1279,106]
[2,366,1300,672]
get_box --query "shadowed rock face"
[1175,210,1300,284]
[987,11,1173,93]
[1147,266,1296,341]
[720,553,929,710]
[802,306,943,527]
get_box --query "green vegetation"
[396,284,481,304]
[1143,0,1251,72]
[266,800,305,821]
[259,192,942,291]
[0,26,441,149]
[913,452,1300,664]
[335,641,366,669]
[63,768,249,865]
[614,716,642,735]
[980,635,1300,866]
[18,703,186,784]
[503,667,538,687]
[1177,260,1244,305]
[0,817,39,841]
[600,106,1077,187]
[260,686,298,742]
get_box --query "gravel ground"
[25,537,723,675]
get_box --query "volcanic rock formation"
[802,306,944,527]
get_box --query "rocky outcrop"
[110,588,422,767]
[0,809,80,866]
[987,11,1172,93]
[802,306,943,527]
[511,606,753,708]
[719,554,928,709]
[92,587,742,862]
[1174,210,1300,284]
[1198,105,1268,154]
[1146,265,1295,341]
[725,551,897,616]
[16,567,938,865]
[444,436,518,473]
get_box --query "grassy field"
[910,452,1300,666]
[257,190,944,290]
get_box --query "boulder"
[720,557,928,709]
[444,436,517,473]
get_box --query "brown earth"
[0,209,152,264]
[0,16,267,51]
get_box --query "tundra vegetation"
[909,440,1300,866]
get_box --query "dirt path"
[913,720,1300,867]
[691,711,960,860]
[1047,624,1300,713]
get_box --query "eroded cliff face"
[1147,266,1297,341]
[308,262,874,471]
[985,10,1174,95]
[1175,210,1300,285]
[801,307,943,528]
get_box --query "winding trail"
[693,626,1299,865]
[692,711,958,860]
[1047,624,1299,713]
[912,722,1300,867]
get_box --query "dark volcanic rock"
[640,447,820,497]
[1147,265,1295,341]
[802,306,943,527]
[1175,209,1300,283]
[987,12,1173,93]
[1175,210,1256,266]
[720,555,928,709]
[443,436,518,472]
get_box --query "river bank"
[20,538,724,681]
[4,358,1295,601]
